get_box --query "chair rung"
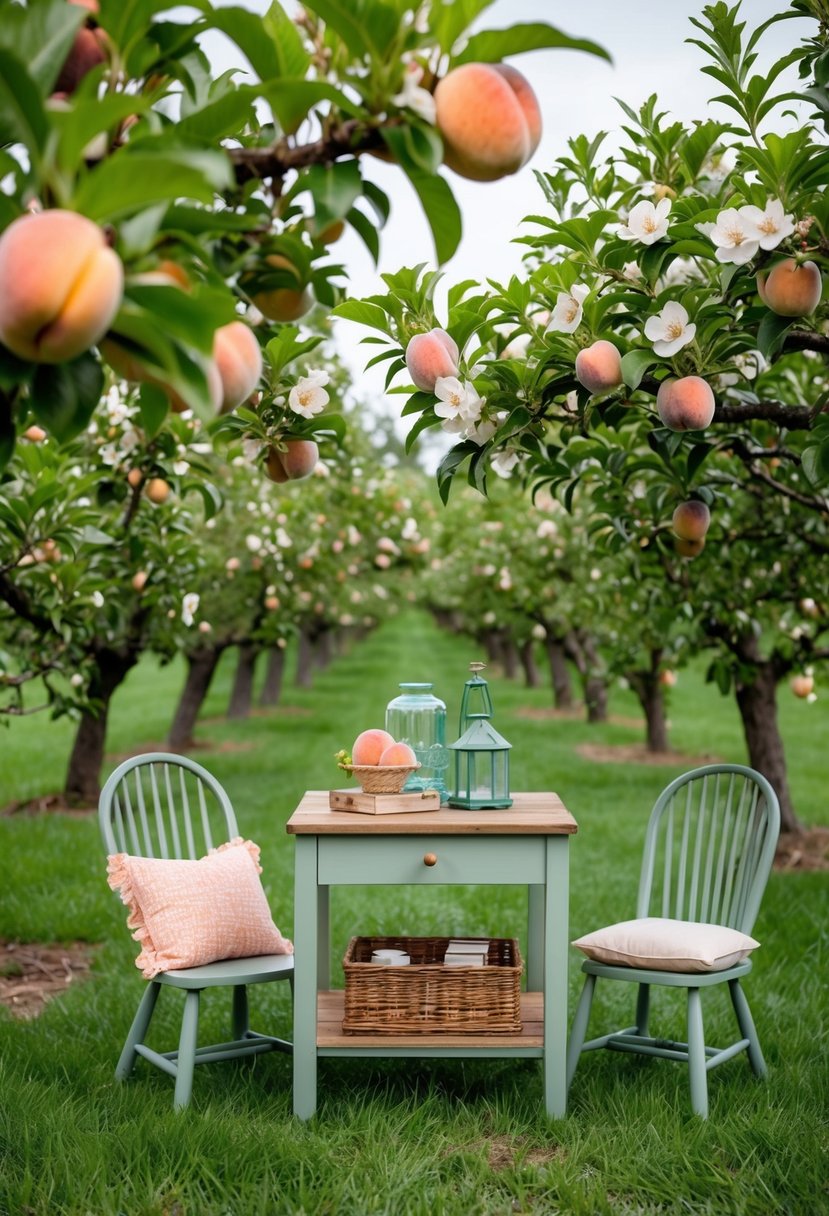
[135,1044,178,1076]
[706,1039,749,1070]
[136,1034,292,1073]
[607,1036,690,1063]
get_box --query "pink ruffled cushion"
[107,837,293,979]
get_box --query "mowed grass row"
[0,610,826,1216]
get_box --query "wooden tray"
[329,789,441,815]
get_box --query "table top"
[286,790,578,836]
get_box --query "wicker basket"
[342,936,522,1034]
[339,763,420,795]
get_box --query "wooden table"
[286,791,578,1119]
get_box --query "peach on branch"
[131,571,148,592]
[0,210,123,363]
[54,0,107,95]
[434,63,541,182]
[265,439,319,483]
[145,477,170,504]
[672,500,711,542]
[790,674,814,699]
[675,536,705,558]
[575,340,623,394]
[242,254,313,323]
[23,425,47,442]
[757,258,822,317]
[213,321,262,413]
[352,729,395,766]
[656,376,715,431]
[405,328,460,391]
[126,467,143,488]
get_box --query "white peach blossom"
[92,591,104,608]
[181,592,200,627]
[545,284,589,334]
[491,449,520,478]
[739,197,794,250]
[289,371,329,419]
[392,62,436,124]
[644,301,696,357]
[708,207,760,264]
[618,198,671,245]
[433,377,484,431]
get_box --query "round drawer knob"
[423,852,438,867]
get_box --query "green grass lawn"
[0,611,827,1215]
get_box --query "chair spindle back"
[637,764,780,934]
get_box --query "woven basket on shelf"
[339,763,420,795]
[342,936,523,1034]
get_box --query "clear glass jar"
[385,682,448,800]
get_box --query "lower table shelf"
[316,990,544,1052]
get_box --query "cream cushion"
[572,917,759,973]
[107,837,293,979]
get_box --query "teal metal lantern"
[448,663,512,810]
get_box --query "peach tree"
[342,2,829,831]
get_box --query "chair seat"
[580,956,753,987]
[156,953,295,989]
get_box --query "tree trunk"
[544,636,573,710]
[295,627,315,688]
[520,640,541,689]
[566,630,608,724]
[259,646,286,707]
[628,653,669,753]
[64,648,136,804]
[735,659,801,833]
[481,629,502,667]
[315,628,334,671]
[168,646,224,749]
[502,635,519,679]
[227,643,259,719]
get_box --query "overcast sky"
[208,1,811,442]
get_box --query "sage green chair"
[567,764,780,1118]
[99,753,293,1109]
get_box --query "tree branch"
[783,330,829,358]
[638,375,816,428]
[227,118,402,186]
[0,571,57,635]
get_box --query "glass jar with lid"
[385,683,448,800]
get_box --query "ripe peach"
[672,500,711,542]
[791,674,814,698]
[23,425,47,442]
[659,669,677,687]
[244,254,313,323]
[131,571,148,592]
[0,211,123,363]
[656,376,715,432]
[352,728,395,766]
[405,328,460,391]
[55,0,107,95]
[145,477,170,504]
[213,321,262,413]
[434,63,541,182]
[757,258,822,317]
[126,467,143,488]
[264,595,280,611]
[265,439,319,483]
[378,742,417,767]
[575,340,623,394]
[675,536,705,558]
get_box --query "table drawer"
[317,835,544,885]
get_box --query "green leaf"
[205,6,290,80]
[453,23,611,66]
[176,86,258,142]
[331,299,392,331]
[0,344,33,391]
[308,0,399,60]
[345,206,380,265]
[137,383,169,440]
[756,312,793,360]
[436,440,477,504]
[0,0,82,94]
[433,0,497,53]
[302,161,363,231]
[258,78,362,134]
[72,149,232,223]
[620,350,655,391]
[401,169,463,266]
[405,409,438,453]
[0,49,49,159]
[0,390,14,472]
[29,355,103,443]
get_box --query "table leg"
[293,835,318,1119]
[527,884,544,990]
[317,884,330,990]
[543,836,569,1118]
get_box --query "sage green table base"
[288,792,577,1121]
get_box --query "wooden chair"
[566,764,780,1117]
[99,752,293,1109]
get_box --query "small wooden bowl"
[339,763,421,795]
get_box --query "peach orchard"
[0,0,826,834]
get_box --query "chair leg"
[635,983,650,1036]
[174,990,201,1110]
[232,984,250,1039]
[729,979,767,1077]
[116,981,161,1081]
[567,974,596,1090]
[686,987,708,1119]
